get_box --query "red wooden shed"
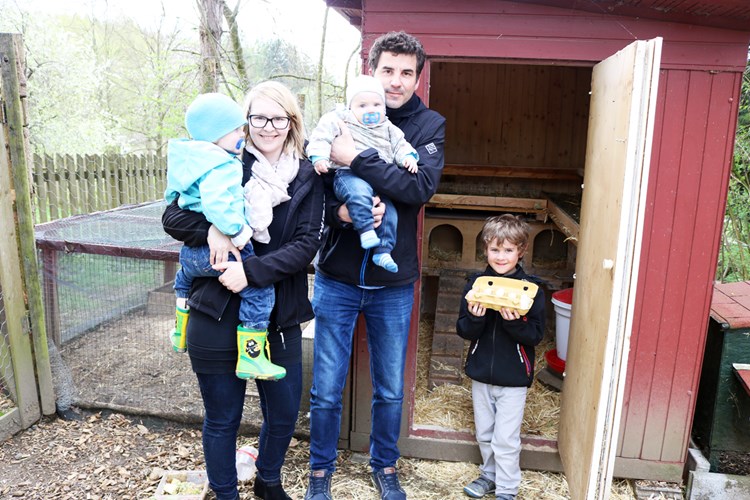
[325,0,750,495]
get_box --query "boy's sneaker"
[463,476,495,498]
[304,470,332,500]
[496,495,515,500]
[372,467,406,500]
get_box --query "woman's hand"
[212,261,248,293]
[337,195,385,228]
[208,225,241,265]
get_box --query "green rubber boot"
[171,306,189,353]
[236,327,286,380]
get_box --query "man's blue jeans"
[333,169,398,254]
[175,244,274,330]
[309,272,414,471]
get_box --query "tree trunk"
[222,0,249,96]
[198,0,223,93]
[316,6,329,121]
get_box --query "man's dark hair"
[368,31,426,77]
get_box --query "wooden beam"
[443,164,583,180]
[545,195,580,245]
[428,193,547,213]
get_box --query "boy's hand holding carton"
[466,276,538,315]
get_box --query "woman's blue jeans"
[309,272,414,472]
[196,361,301,499]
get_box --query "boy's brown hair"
[481,214,530,256]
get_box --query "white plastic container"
[236,445,258,481]
[551,288,574,361]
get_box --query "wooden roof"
[711,281,750,329]
[327,0,750,31]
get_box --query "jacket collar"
[483,264,527,280]
[386,94,424,123]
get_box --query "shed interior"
[415,60,594,438]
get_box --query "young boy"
[164,92,285,381]
[456,214,546,499]
[306,75,419,273]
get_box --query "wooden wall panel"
[618,70,741,462]
[429,62,590,170]
[362,0,750,71]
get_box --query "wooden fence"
[31,153,167,224]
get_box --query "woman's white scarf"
[243,144,299,243]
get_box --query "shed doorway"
[416,59,591,443]
[412,38,661,497]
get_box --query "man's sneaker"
[372,467,406,500]
[496,495,515,500]
[304,470,332,500]
[463,476,495,498]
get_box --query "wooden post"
[32,153,48,223]
[0,33,55,418]
[60,154,73,217]
[48,153,62,220]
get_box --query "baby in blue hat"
[164,93,285,381]
[307,75,419,274]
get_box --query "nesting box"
[692,282,750,469]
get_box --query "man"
[305,31,446,500]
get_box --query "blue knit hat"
[185,93,247,142]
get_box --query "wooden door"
[558,38,662,499]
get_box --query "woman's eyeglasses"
[248,115,290,129]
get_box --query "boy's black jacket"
[315,94,446,286]
[161,150,324,330]
[456,265,546,387]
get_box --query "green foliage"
[718,57,750,282]
[0,2,348,155]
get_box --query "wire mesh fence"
[0,289,17,417]
[34,200,204,421]
[34,200,315,425]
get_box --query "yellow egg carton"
[466,276,539,315]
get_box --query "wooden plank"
[0,34,55,417]
[33,153,48,224]
[427,193,546,212]
[0,35,42,427]
[443,163,583,182]
[617,70,677,459]
[558,38,661,500]
[659,69,742,462]
[545,195,579,245]
[734,364,750,398]
[364,1,750,70]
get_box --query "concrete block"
[686,471,750,499]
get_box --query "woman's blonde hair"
[243,81,306,158]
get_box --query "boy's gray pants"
[472,380,528,497]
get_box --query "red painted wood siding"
[361,0,749,71]
[619,69,741,462]
[358,0,748,465]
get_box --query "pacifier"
[362,112,381,125]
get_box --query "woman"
[162,81,324,500]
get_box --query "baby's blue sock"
[373,253,398,273]
[359,230,381,249]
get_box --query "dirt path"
[0,408,652,500]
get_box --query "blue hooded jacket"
[164,138,249,240]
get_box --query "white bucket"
[551,288,573,361]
